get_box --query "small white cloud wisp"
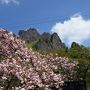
[0,0,19,5]
[51,14,90,46]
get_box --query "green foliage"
[87,83,90,90]
[36,48,68,58]
[38,87,44,90]
[0,54,4,60]
[3,74,21,90]
[25,40,38,49]
[68,42,90,89]
[0,54,6,61]
[68,42,90,60]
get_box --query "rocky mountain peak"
[19,28,66,51]
[19,28,41,43]
[42,32,51,41]
[71,42,80,48]
[50,33,65,49]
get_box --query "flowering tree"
[0,29,78,90]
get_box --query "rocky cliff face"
[35,32,65,51]
[50,33,65,49]
[42,32,51,41]
[19,28,41,43]
[19,28,66,51]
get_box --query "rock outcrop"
[35,33,65,51]
[50,33,65,49]
[19,28,41,43]
[42,32,51,41]
[71,42,80,48]
[19,28,66,51]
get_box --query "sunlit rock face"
[35,32,65,51]
[19,28,66,51]
[42,32,51,41]
[50,33,65,49]
[19,28,41,43]
[0,28,78,90]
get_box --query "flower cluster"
[0,29,78,90]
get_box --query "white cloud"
[0,0,19,5]
[51,14,90,46]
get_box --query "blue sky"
[0,0,90,46]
